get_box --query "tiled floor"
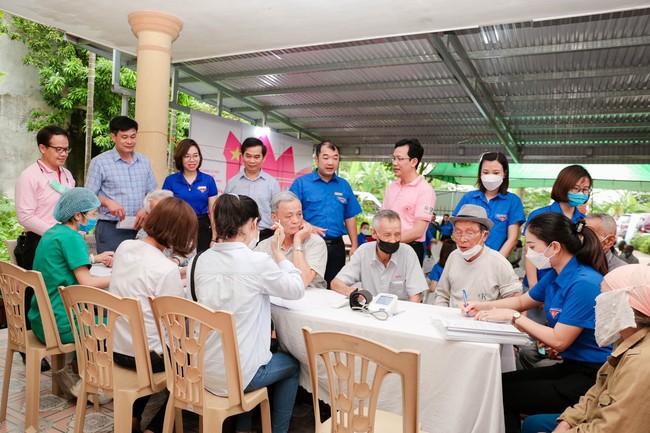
[0,328,316,432]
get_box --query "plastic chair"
[59,285,168,433]
[3,239,18,265]
[149,295,271,433]
[302,326,424,433]
[0,260,75,432]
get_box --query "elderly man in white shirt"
[434,204,522,308]
[331,210,426,302]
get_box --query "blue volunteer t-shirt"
[162,170,218,215]
[529,256,612,364]
[289,171,362,239]
[454,190,525,252]
[428,263,444,282]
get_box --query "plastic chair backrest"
[149,295,248,410]
[0,260,69,352]
[59,285,157,392]
[3,240,18,265]
[302,326,421,433]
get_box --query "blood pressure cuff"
[349,289,373,310]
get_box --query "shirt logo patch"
[496,214,508,222]
[334,192,343,196]
[198,186,207,193]
[424,205,435,215]
[338,197,347,204]
[550,308,562,318]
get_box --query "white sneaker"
[70,379,113,405]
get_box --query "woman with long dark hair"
[190,194,304,433]
[462,213,610,433]
[453,152,525,257]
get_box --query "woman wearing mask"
[520,264,650,433]
[453,152,525,257]
[190,194,304,433]
[524,164,593,289]
[110,197,197,433]
[162,138,218,253]
[461,213,610,433]
[358,221,370,245]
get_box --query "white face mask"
[459,236,484,261]
[527,244,556,270]
[595,289,636,347]
[481,174,504,191]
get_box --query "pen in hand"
[462,289,469,317]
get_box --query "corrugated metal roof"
[174,8,650,163]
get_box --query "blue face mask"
[567,192,589,207]
[79,216,98,233]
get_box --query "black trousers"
[196,214,212,253]
[502,359,601,433]
[407,241,425,267]
[14,232,41,330]
[114,351,167,433]
[324,238,345,289]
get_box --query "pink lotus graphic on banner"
[189,110,314,191]
[223,132,312,189]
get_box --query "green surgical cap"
[53,187,101,222]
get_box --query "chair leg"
[24,351,42,432]
[113,392,134,433]
[0,348,14,421]
[161,399,177,433]
[73,381,88,433]
[174,408,184,433]
[259,398,272,433]
[50,353,66,396]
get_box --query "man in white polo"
[434,204,521,308]
[331,210,426,302]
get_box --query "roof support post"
[428,33,521,162]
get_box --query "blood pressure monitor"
[367,293,399,316]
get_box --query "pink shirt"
[15,161,75,235]
[382,175,436,242]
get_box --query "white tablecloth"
[271,289,509,433]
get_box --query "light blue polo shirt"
[529,256,611,364]
[453,190,526,252]
[289,171,362,239]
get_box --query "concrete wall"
[0,31,49,199]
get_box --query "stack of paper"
[434,317,532,345]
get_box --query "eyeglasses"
[183,154,200,160]
[391,156,411,162]
[47,145,72,154]
[452,230,483,240]
[569,186,592,195]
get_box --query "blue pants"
[236,352,300,433]
[521,414,561,433]
[95,220,137,253]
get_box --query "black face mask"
[377,239,400,254]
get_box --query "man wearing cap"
[434,204,521,307]
[85,116,157,253]
[382,138,436,266]
[331,210,426,302]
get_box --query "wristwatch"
[511,311,521,325]
[293,245,304,252]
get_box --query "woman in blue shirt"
[162,138,218,253]
[524,164,592,289]
[462,213,609,433]
[439,214,453,240]
[427,240,456,294]
[453,152,525,257]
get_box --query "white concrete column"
[128,11,183,185]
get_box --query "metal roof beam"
[231,97,472,113]
[233,78,457,98]
[483,66,650,84]
[176,66,321,142]
[495,89,650,102]
[469,36,650,59]
[428,33,520,162]
[178,54,441,82]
